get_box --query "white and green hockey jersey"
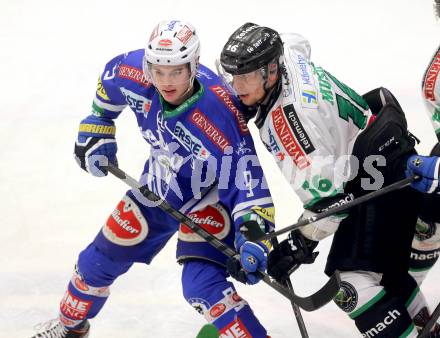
[255,33,373,241]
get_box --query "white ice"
[1,0,439,337]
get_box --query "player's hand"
[74,115,118,177]
[267,230,318,281]
[227,232,270,285]
[406,155,440,193]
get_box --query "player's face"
[148,64,193,105]
[231,70,267,106]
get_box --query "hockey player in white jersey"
[218,23,433,337]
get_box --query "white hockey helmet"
[143,20,200,80]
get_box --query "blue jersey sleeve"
[91,53,128,120]
[200,84,275,233]
[218,130,275,233]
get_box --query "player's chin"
[238,94,256,106]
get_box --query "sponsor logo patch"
[251,206,275,224]
[102,195,148,246]
[149,24,159,42]
[118,64,151,88]
[176,25,193,45]
[60,290,92,320]
[361,310,401,337]
[301,89,318,109]
[158,39,172,47]
[173,121,211,160]
[74,277,89,292]
[219,318,251,338]
[209,85,249,135]
[209,303,226,318]
[283,104,315,154]
[424,49,440,101]
[179,204,231,242]
[190,109,231,151]
[96,77,110,101]
[271,106,310,169]
[334,281,358,313]
[120,87,152,116]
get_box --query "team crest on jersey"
[334,281,358,313]
[188,297,211,315]
[178,204,231,242]
[102,195,148,246]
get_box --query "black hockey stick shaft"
[418,301,440,337]
[272,237,309,338]
[250,175,417,242]
[105,164,338,310]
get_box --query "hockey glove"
[74,115,118,177]
[227,233,270,285]
[226,214,271,285]
[406,155,440,193]
[267,230,318,281]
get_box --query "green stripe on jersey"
[325,71,369,110]
[399,323,416,338]
[405,286,420,308]
[350,289,386,319]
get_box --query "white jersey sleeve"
[258,34,372,240]
[422,45,440,138]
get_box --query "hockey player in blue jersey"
[31,20,275,338]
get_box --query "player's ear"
[267,62,279,84]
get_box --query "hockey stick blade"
[105,164,340,310]
[248,175,416,242]
[287,272,341,312]
[418,301,440,337]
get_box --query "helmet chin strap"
[254,76,282,129]
[179,75,195,101]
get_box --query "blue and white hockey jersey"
[90,49,274,264]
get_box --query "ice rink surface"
[1,0,439,337]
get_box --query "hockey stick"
[244,175,417,242]
[105,164,340,311]
[418,301,440,337]
[272,237,309,338]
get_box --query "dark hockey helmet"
[220,23,283,76]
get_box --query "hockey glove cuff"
[406,155,440,194]
[74,115,118,177]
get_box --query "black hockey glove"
[267,230,318,281]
